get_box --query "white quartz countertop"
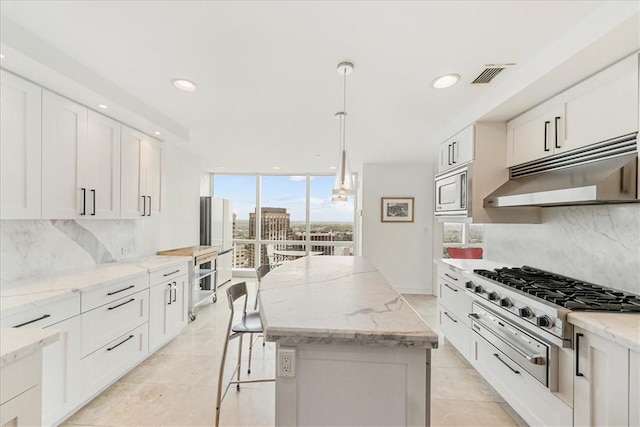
[434,258,514,272]
[0,327,59,367]
[568,312,640,352]
[259,256,438,348]
[125,255,191,272]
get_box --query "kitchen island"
[259,256,438,426]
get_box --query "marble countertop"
[259,256,438,349]
[434,258,514,272]
[0,256,190,318]
[1,327,59,367]
[568,312,640,352]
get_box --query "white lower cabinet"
[437,306,470,360]
[149,273,188,352]
[436,263,472,360]
[0,351,43,427]
[81,323,149,397]
[573,327,630,427]
[630,350,640,427]
[470,333,573,427]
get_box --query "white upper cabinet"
[42,90,88,219]
[437,125,475,173]
[86,111,121,218]
[0,71,42,219]
[121,126,163,218]
[507,53,639,167]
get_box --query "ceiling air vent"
[471,67,505,84]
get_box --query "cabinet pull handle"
[81,188,87,215]
[167,283,172,305]
[107,298,135,311]
[107,334,135,351]
[575,332,584,377]
[554,116,561,149]
[444,273,458,281]
[451,141,457,163]
[107,285,135,296]
[543,121,550,152]
[91,189,96,216]
[13,314,51,328]
[494,353,520,374]
[142,195,147,216]
[147,196,152,216]
[447,144,452,165]
[443,312,458,323]
[173,281,177,302]
[443,283,459,292]
[163,269,180,277]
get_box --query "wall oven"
[434,166,468,216]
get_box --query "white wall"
[361,163,434,295]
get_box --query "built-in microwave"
[434,166,469,216]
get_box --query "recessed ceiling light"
[273,166,281,170]
[154,131,161,135]
[432,73,461,89]
[0,54,4,59]
[329,166,337,170]
[171,78,197,92]
[97,104,108,109]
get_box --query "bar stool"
[215,281,274,427]
[247,264,272,373]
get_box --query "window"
[213,174,356,270]
[442,222,484,258]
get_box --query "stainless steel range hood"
[484,134,639,208]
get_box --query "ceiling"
[1,1,638,174]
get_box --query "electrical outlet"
[277,348,296,377]
[121,247,130,255]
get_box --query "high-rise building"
[249,207,293,266]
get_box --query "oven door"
[470,302,558,391]
[434,166,468,216]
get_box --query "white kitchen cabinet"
[149,273,188,352]
[506,53,639,167]
[436,263,472,360]
[0,70,42,220]
[437,124,475,173]
[86,111,121,218]
[630,350,640,427]
[121,125,163,218]
[573,327,629,427]
[0,351,43,427]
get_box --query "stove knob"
[465,281,474,290]
[500,298,513,308]
[488,292,499,301]
[474,285,484,294]
[536,315,554,329]
[519,307,533,318]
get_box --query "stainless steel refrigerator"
[200,197,233,292]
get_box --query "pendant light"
[331,61,355,201]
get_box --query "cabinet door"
[167,275,188,334]
[141,137,163,216]
[120,126,144,218]
[574,327,629,427]
[451,125,474,166]
[0,71,42,219]
[629,350,639,427]
[148,281,173,352]
[437,141,452,173]
[506,105,560,167]
[559,54,639,154]
[42,316,82,427]
[87,111,121,218]
[42,91,88,219]
[0,385,42,427]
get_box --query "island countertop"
[259,256,438,348]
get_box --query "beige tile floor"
[62,280,527,427]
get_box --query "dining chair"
[265,243,281,268]
[215,281,274,427]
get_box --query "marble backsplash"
[483,204,640,295]
[1,219,160,285]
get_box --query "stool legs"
[236,334,243,390]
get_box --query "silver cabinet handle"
[443,312,458,323]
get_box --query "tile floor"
[62,279,527,427]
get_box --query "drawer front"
[81,323,148,396]
[81,274,148,313]
[0,383,42,427]
[438,279,472,328]
[81,290,149,357]
[1,294,80,329]
[0,351,41,406]
[438,304,470,361]
[437,264,464,289]
[149,262,189,287]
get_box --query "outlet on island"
[277,348,296,377]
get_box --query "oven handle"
[470,315,546,365]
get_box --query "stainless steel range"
[463,265,640,392]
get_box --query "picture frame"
[381,197,414,223]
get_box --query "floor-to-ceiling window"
[213,174,356,270]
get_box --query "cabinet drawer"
[0,351,41,406]
[437,264,464,288]
[81,290,148,357]
[438,279,472,328]
[1,294,80,329]
[0,383,42,426]
[81,273,148,313]
[81,323,148,396]
[149,262,189,287]
[437,305,470,361]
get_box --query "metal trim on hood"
[484,133,638,208]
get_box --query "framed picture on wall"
[381,197,414,223]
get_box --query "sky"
[212,175,355,222]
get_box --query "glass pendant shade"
[332,149,354,197]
